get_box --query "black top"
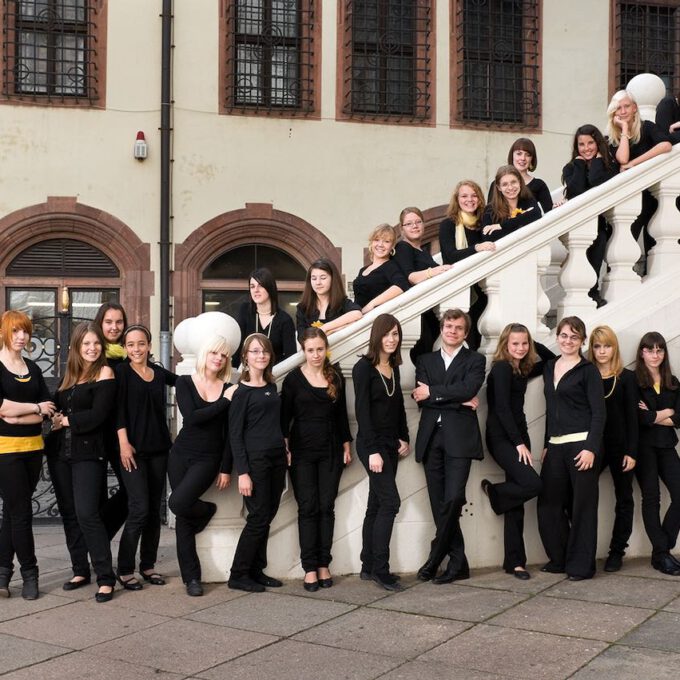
[438,217,485,265]
[393,240,437,279]
[295,297,362,341]
[601,368,638,459]
[353,260,410,308]
[609,119,670,160]
[0,359,50,442]
[281,366,352,458]
[562,157,618,199]
[543,358,606,455]
[52,379,117,462]
[656,96,679,133]
[172,375,232,473]
[488,177,553,215]
[638,378,680,449]
[116,362,177,455]
[229,383,286,475]
[480,196,541,240]
[352,356,409,456]
[233,302,297,368]
[486,343,556,447]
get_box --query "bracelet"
[35,404,41,416]
[427,268,432,279]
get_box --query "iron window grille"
[2,0,100,102]
[455,0,540,128]
[615,2,680,95]
[223,0,317,114]
[341,0,433,122]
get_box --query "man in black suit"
[412,308,485,584]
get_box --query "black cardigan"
[281,366,352,458]
[233,302,297,368]
[543,358,606,455]
[353,260,409,308]
[438,217,485,265]
[601,368,638,459]
[480,196,541,240]
[638,377,680,449]
[295,297,361,342]
[563,157,618,199]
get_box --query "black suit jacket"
[414,347,486,462]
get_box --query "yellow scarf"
[455,212,478,250]
[105,343,127,360]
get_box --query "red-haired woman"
[282,328,352,591]
[0,310,55,599]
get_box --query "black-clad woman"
[282,328,352,591]
[352,314,410,591]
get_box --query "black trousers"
[289,450,343,573]
[538,441,599,578]
[358,447,400,577]
[485,435,542,571]
[167,451,219,583]
[631,189,658,259]
[467,283,488,352]
[635,443,680,559]
[0,452,43,575]
[599,445,634,556]
[117,452,168,575]
[230,448,287,580]
[410,309,440,364]
[100,446,129,540]
[586,216,612,296]
[47,455,91,578]
[422,428,472,572]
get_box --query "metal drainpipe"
[159,0,173,370]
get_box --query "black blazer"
[638,377,680,449]
[414,347,485,462]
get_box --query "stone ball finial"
[627,73,667,121]
[173,312,241,358]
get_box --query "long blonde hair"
[606,90,642,146]
[587,325,623,376]
[445,180,485,225]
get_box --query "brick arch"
[0,196,152,325]
[173,203,342,322]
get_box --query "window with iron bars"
[340,0,433,123]
[222,0,318,115]
[2,0,101,102]
[615,1,680,96]
[454,0,540,128]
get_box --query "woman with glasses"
[635,332,680,575]
[228,333,287,593]
[537,316,605,581]
[393,207,451,361]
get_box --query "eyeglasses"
[558,333,581,342]
[642,347,665,356]
[247,349,271,356]
[402,219,423,227]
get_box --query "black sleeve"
[487,181,495,204]
[489,362,523,446]
[439,217,477,264]
[480,206,495,229]
[341,297,362,314]
[68,380,117,434]
[115,364,129,431]
[671,378,680,429]
[488,199,541,240]
[422,352,485,408]
[232,302,250,369]
[335,372,353,444]
[385,260,410,291]
[584,364,606,456]
[395,366,409,443]
[228,386,250,475]
[528,342,557,379]
[393,241,416,277]
[280,372,295,439]
[220,404,233,474]
[563,160,588,199]
[175,376,229,426]
[638,386,657,428]
[277,311,297,362]
[646,119,671,146]
[532,179,553,214]
[543,360,554,449]
[621,370,639,460]
[587,157,619,187]
[656,96,680,133]
[352,359,379,452]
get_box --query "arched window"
[202,244,307,319]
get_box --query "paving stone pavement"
[2,525,680,678]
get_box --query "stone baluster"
[603,193,642,299]
[398,314,422,388]
[557,217,598,319]
[647,174,680,273]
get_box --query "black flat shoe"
[318,578,333,588]
[95,586,114,603]
[228,576,265,593]
[117,575,143,591]
[481,478,492,497]
[371,573,403,592]
[433,561,470,584]
[185,579,204,597]
[567,575,588,582]
[303,580,319,592]
[540,563,565,574]
[141,572,166,585]
[360,570,400,581]
[510,569,531,581]
[417,557,440,582]
[604,553,623,572]
[251,572,282,588]
[63,576,91,591]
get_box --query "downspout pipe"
[159,0,173,370]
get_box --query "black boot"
[0,566,12,598]
[21,566,39,601]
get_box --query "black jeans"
[599,444,634,556]
[586,216,612,296]
[100,446,129,540]
[0,452,42,575]
[631,189,657,259]
[117,452,168,575]
[538,441,599,578]
[230,448,287,580]
[635,443,680,559]
[486,435,542,571]
[358,446,400,577]
[289,450,343,573]
[47,455,90,578]
[422,429,472,572]
[71,459,116,587]
[167,450,220,583]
